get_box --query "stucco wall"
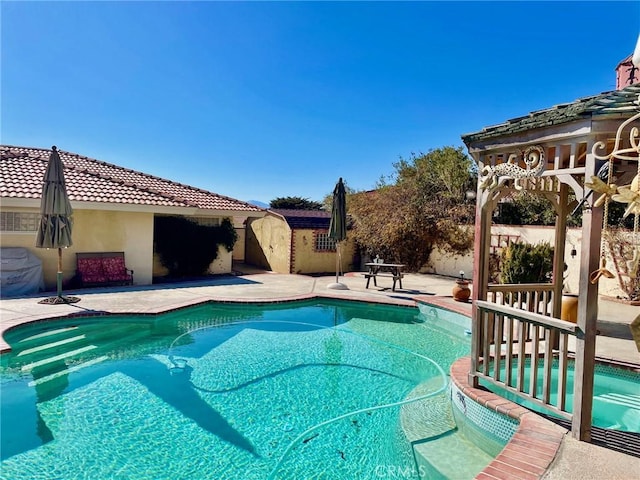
[425,225,627,298]
[232,228,246,262]
[245,214,291,273]
[0,208,154,289]
[291,230,357,275]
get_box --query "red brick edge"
[451,357,567,480]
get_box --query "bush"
[499,241,554,284]
[603,229,640,301]
[154,216,238,277]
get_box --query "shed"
[245,209,356,274]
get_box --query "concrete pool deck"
[1,267,638,479]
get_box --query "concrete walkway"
[0,268,638,478]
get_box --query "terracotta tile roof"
[462,84,640,144]
[0,145,264,213]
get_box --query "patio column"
[571,147,601,441]
[469,175,495,387]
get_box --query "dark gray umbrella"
[35,146,78,303]
[328,178,348,289]
[328,177,347,243]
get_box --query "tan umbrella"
[35,146,79,304]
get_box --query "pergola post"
[469,186,494,387]
[551,183,569,318]
[571,152,602,441]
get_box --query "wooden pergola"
[461,84,640,441]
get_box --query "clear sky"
[2,1,639,205]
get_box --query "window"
[315,232,336,251]
[1,212,40,232]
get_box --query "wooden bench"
[364,272,404,291]
[364,262,405,291]
[76,252,134,287]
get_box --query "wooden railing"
[487,283,555,316]
[472,299,581,420]
[486,283,557,342]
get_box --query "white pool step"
[595,393,640,410]
[20,345,98,373]
[414,430,494,480]
[17,335,86,357]
[28,356,109,387]
[17,326,79,343]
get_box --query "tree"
[494,190,632,229]
[270,196,324,210]
[154,217,237,277]
[349,146,477,271]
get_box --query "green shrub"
[499,241,554,284]
[154,216,238,277]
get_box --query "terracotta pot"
[453,280,471,302]
[561,294,579,323]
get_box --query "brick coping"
[451,356,567,479]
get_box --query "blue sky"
[2,1,639,204]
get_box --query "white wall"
[425,225,628,299]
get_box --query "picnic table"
[364,262,405,291]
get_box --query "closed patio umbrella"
[35,146,79,304]
[327,177,348,290]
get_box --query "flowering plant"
[458,270,468,283]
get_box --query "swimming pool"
[0,299,499,479]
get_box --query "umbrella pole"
[57,247,63,298]
[335,242,340,283]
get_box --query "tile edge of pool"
[450,357,567,480]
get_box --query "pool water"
[1,299,492,479]
[480,360,640,433]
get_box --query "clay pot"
[561,293,579,323]
[453,280,471,302]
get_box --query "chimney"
[616,34,640,90]
[615,55,639,89]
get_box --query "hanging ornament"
[589,258,616,284]
[611,174,640,218]
[584,175,618,208]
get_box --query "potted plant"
[561,262,579,323]
[453,270,471,302]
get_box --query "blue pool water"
[0,299,492,479]
[480,360,640,433]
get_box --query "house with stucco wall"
[246,209,356,274]
[0,145,265,290]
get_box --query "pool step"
[28,355,110,387]
[413,429,495,480]
[12,323,146,365]
[595,393,640,410]
[17,335,87,357]
[21,345,98,373]
[401,381,494,479]
[16,326,80,345]
[17,326,153,383]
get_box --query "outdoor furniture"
[76,252,133,287]
[364,262,405,291]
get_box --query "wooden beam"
[470,180,495,387]
[476,301,579,334]
[571,152,602,441]
[552,183,569,319]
